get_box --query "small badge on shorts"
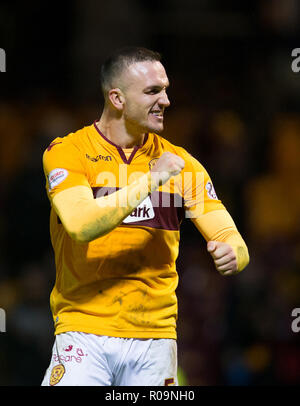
[50,364,65,386]
[164,377,175,386]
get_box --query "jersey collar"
[93,121,150,164]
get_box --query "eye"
[145,87,160,95]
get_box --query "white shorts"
[41,331,178,386]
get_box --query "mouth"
[149,110,164,121]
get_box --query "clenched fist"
[207,241,239,276]
[150,152,185,186]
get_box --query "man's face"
[120,60,170,134]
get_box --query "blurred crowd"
[1,0,300,386]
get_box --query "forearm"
[192,210,250,271]
[217,230,249,272]
[53,172,157,243]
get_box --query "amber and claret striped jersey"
[43,122,226,339]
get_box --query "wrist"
[149,170,169,189]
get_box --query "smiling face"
[115,60,170,135]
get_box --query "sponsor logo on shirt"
[86,153,112,162]
[48,168,68,190]
[123,196,155,223]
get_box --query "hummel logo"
[123,196,154,223]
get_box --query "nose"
[159,90,170,108]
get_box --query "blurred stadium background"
[0,0,300,385]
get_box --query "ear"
[108,88,125,111]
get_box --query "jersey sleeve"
[43,136,90,202]
[176,148,225,218]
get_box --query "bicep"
[52,185,95,239]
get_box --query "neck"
[96,108,146,148]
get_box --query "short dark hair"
[100,46,162,96]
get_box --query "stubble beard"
[124,111,164,136]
